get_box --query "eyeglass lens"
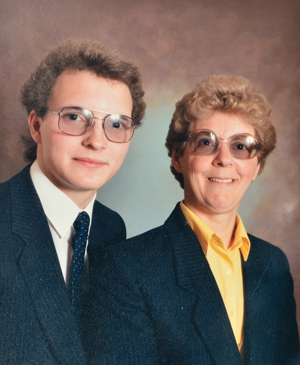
[189,130,260,159]
[58,106,134,143]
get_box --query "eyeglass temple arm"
[47,110,60,116]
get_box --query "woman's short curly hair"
[21,39,146,163]
[165,75,276,189]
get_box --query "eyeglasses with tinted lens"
[47,106,135,143]
[187,129,261,159]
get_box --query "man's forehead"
[48,70,131,106]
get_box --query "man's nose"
[82,119,108,150]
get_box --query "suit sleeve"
[276,251,300,363]
[244,239,300,364]
[86,245,159,365]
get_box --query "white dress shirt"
[30,160,96,283]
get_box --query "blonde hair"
[165,75,276,188]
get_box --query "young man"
[0,40,145,364]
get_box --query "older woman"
[87,76,299,364]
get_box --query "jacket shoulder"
[92,200,126,236]
[0,165,32,192]
[248,233,290,270]
[248,233,286,254]
[103,224,167,271]
[93,200,124,223]
[104,203,186,261]
[0,166,32,209]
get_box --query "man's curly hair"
[21,39,146,163]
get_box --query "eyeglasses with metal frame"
[47,106,135,143]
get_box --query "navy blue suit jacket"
[0,166,126,364]
[88,203,299,365]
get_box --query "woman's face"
[172,111,260,217]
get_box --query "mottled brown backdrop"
[1,0,300,326]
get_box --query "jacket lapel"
[164,204,242,365]
[10,167,87,364]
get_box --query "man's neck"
[31,160,97,209]
[60,188,97,209]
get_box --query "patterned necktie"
[71,211,90,319]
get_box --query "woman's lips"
[208,177,235,183]
[73,158,107,168]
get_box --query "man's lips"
[73,158,107,168]
[207,177,236,183]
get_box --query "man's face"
[29,70,133,207]
[172,111,260,218]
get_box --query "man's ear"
[171,147,183,173]
[28,111,42,143]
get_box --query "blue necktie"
[71,211,90,319]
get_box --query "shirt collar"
[30,160,96,238]
[233,214,250,261]
[180,201,250,261]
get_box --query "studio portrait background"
[1,0,300,325]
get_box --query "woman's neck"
[183,201,237,248]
